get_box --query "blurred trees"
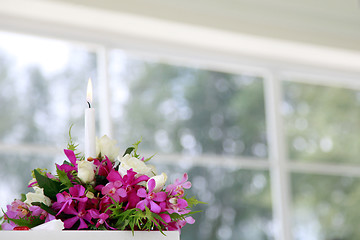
[284,82,360,240]
[0,49,96,206]
[116,60,273,240]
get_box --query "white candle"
[85,78,96,160]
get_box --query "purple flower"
[63,202,92,229]
[88,209,115,229]
[29,205,54,221]
[110,169,149,209]
[160,197,190,215]
[56,149,78,173]
[53,185,87,216]
[6,200,29,219]
[166,173,191,197]
[93,156,113,177]
[167,216,195,231]
[136,179,167,214]
[101,181,126,202]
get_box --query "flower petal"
[149,201,161,214]
[64,216,79,229]
[64,149,77,166]
[159,213,171,223]
[147,179,156,192]
[117,188,127,198]
[78,218,88,229]
[177,198,188,209]
[107,169,122,182]
[153,192,167,202]
[137,188,147,198]
[185,216,195,224]
[136,199,147,211]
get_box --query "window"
[0,11,360,240]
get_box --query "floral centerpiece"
[0,133,201,233]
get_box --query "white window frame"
[1,1,360,240]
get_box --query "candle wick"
[87,101,91,108]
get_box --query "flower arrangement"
[0,133,201,233]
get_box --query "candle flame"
[86,78,93,106]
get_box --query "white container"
[0,231,180,240]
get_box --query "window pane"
[0,153,59,211]
[0,31,97,146]
[156,162,273,240]
[110,50,267,158]
[0,31,97,211]
[283,81,360,163]
[291,173,360,240]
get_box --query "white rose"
[77,160,95,183]
[24,187,51,206]
[96,135,120,162]
[118,154,156,177]
[147,172,167,192]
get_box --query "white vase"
[0,231,180,240]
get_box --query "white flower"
[147,172,167,192]
[77,160,95,183]
[118,154,156,177]
[96,135,120,162]
[24,187,51,206]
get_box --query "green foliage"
[20,194,26,202]
[34,169,63,201]
[122,147,135,157]
[3,212,44,228]
[142,153,156,163]
[131,139,142,158]
[185,196,206,208]
[122,139,156,163]
[67,124,83,160]
[107,201,166,234]
[56,168,73,190]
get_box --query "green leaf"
[67,124,83,160]
[34,169,63,201]
[132,138,142,158]
[143,153,156,163]
[123,147,135,157]
[185,196,207,208]
[56,168,73,190]
[20,193,26,202]
[4,212,44,228]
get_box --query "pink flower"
[167,216,195,231]
[136,179,167,214]
[6,200,29,219]
[112,169,149,209]
[53,185,87,216]
[56,149,78,173]
[93,156,113,177]
[29,205,52,221]
[88,209,114,229]
[101,169,149,208]
[101,181,126,202]
[63,202,92,229]
[160,197,190,215]
[166,173,192,197]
